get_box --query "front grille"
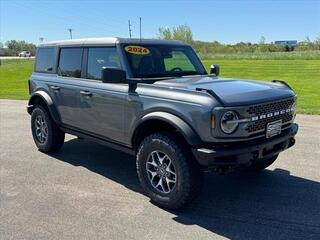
[246,98,295,133]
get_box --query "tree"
[259,36,266,44]
[314,35,320,50]
[172,24,193,44]
[158,27,172,40]
[305,36,311,43]
[5,40,36,54]
[158,24,193,44]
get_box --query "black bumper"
[192,123,298,167]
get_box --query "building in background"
[274,40,298,48]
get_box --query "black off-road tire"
[249,154,279,171]
[136,132,203,210]
[31,105,65,153]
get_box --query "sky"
[1,0,319,44]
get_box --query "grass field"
[0,59,34,100]
[1,57,319,114]
[199,50,320,60]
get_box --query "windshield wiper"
[177,71,202,77]
[137,73,170,78]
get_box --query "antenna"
[139,17,142,40]
[67,28,73,39]
[128,20,132,38]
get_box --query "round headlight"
[220,111,239,134]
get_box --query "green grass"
[199,50,320,60]
[1,57,319,114]
[0,59,34,99]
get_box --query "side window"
[35,47,54,72]
[87,47,121,80]
[58,48,83,78]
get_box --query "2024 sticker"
[125,45,150,55]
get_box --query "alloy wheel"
[34,115,48,143]
[146,150,177,194]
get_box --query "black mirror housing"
[102,67,127,83]
[210,64,220,76]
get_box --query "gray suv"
[27,37,298,209]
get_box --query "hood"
[154,76,296,106]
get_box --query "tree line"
[158,24,320,58]
[0,40,36,56]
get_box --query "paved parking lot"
[1,99,319,240]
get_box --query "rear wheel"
[136,132,203,209]
[249,154,279,171]
[31,105,64,153]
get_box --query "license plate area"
[266,120,282,138]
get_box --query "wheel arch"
[27,90,61,124]
[132,112,202,150]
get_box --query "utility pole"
[139,17,142,40]
[128,20,132,38]
[67,28,73,39]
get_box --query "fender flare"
[133,111,203,146]
[27,90,61,124]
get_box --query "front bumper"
[192,123,298,167]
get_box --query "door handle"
[50,86,60,91]
[80,90,92,96]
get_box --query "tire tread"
[136,132,202,209]
[31,105,64,153]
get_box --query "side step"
[61,127,136,156]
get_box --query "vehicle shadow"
[51,138,320,240]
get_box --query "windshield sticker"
[125,45,150,55]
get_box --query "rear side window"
[87,47,121,80]
[58,48,83,78]
[35,47,55,72]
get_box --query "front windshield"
[123,44,207,78]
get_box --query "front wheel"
[31,105,65,153]
[136,133,203,209]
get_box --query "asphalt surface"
[1,99,319,240]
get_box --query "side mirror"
[210,64,220,76]
[102,67,127,83]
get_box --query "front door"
[76,47,127,143]
[77,82,127,143]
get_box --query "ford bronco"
[27,38,298,209]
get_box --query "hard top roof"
[38,37,189,47]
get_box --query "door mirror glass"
[210,64,220,76]
[101,67,127,83]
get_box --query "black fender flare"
[27,90,61,124]
[133,111,203,146]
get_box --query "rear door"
[50,47,84,127]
